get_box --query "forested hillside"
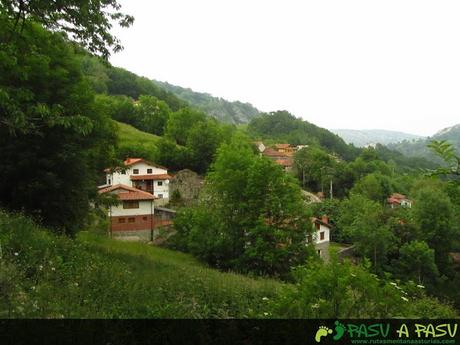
[332,129,423,147]
[157,81,261,124]
[389,124,460,163]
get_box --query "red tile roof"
[123,158,167,170]
[98,184,156,200]
[130,174,172,181]
[275,144,291,149]
[275,158,293,167]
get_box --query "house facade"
[105,158,171,205]
[99,184,156,241]
[308,216,331,260]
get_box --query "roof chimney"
[321,215,329,224]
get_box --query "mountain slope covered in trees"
[331,129,424,147]
[388,124,460,163]
[156,81,261,124]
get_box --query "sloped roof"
[98,184,156,200]
[124,158,167,170]
[275,144,291,149]
[130,174,172,181]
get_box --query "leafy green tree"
[351,172,397,203]
[412,186,455,270]
[165,107,207,145]
[135,95,171,136]
[0,20,116,235]
[174,134,312,276]
[1,0,134,58]
[396,240,439,284]
[339,194,395,271]
[186,120,225,173]
[294,146,335,193]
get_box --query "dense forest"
[1,0,460,319]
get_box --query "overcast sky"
[110,0,460,136]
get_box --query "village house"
[105,158,171,206]
[308,215,331,261]
[98,184,176,241]
[253,142,310,172]
[387,193,412,208]
[98,184,156,241]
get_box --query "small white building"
[308,216,331,260]
[105,158,171,205]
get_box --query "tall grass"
[0,211,284,318]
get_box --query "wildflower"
[262,297,269,301]
[263,312,269,316]
[311,303,320,309]
[401,296,409,302]
[390,282,397,287]
[416,284,425,289]
[51,267,56,271]
[14,252,19,256]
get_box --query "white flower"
[14,252,19,256]
[401,296,409,302]
[390,282,397,286]
[311,303,320,309]
[262,297,269,301]
[51,267,56,271]
[263,312,269,316]
[416,284,425,289]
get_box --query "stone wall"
[169,169,203,204]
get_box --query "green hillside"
[0,211,283,318]
[157,81,260,124]
[388,124,460,163]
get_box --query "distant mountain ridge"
[156,81,260,124]
[331,129,424,147]
[388,123,460,163]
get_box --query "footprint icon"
[333,321,346,341]
[315,326,333,343]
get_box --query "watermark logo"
[315,321,346,342]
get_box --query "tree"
[396,241,439,284]
[0,20,116,235]
[165,108,206,146]
[174,134,312,276]
[339,194,395,271]
[136,95,171,136]
[412,186,455,270]
[186,120,227,173]
[0,0,134,58]
[351,172,397,203]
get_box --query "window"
[121,170,126,175]
[320,232,325,241]
[128,217,135,223]
[147,168,152,174]
[123,200,139,209]
[108,179,111,185]
[118,218,125,223]
[157,181,163,186]
[315,222,320,230]
[133,169,139,174]
[158,194,163,198]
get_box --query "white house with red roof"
[308,216,331,260]
[387,193,412,208]
[98,184,157,240]
[105,158,171,205]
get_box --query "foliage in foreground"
[0,211,283,318]
[0,211,456,318]
[269,254,457,319]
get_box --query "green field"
[115,120,160,158]
[0,211,284,318]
